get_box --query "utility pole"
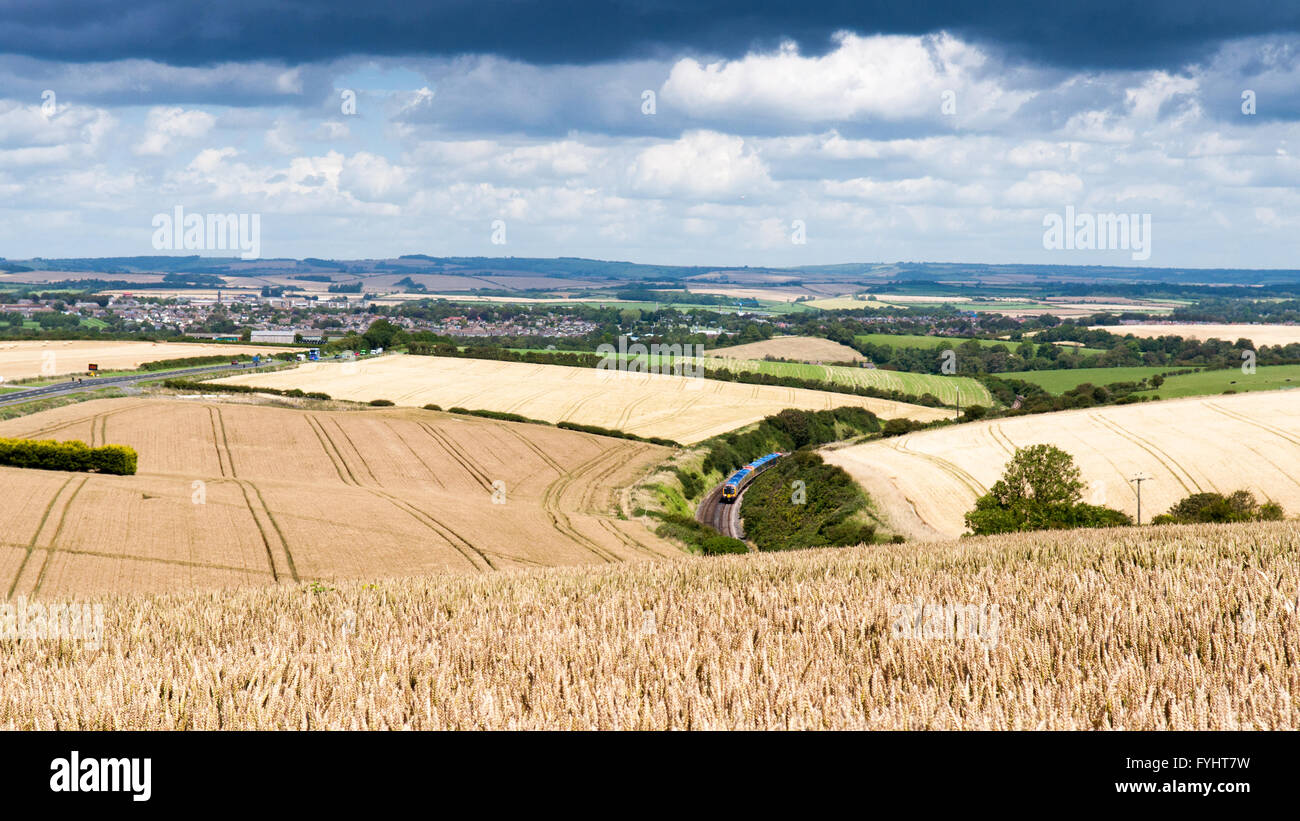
[1130,474,1153,524]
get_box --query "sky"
[4,1,1300,269]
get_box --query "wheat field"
[0,520,1294,729]
[824,390,1300,540]
[209,354,951,443]
[0,397,677,598]
[1095,323,1300,347]
[0,340,292,382]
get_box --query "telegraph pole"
[1130,474,1153,524]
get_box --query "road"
[0,361,276,408]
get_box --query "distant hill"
[6,255,1300,288]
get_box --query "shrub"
[368,399,395,406]
[162,379,330,402]
[652,512,747,555]
[0,436,137,475]
[138,354,253,371]
[881,417,922,437]
[449,407,551,425]
[674,468,703,500]
[556,421,678,447]
[739,451,877,552]
[1154,490,1284,524]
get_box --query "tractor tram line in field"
[367,489,495,573]
[6,475,79,600]
[28,476,90,599]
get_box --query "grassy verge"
[0,388,129,421]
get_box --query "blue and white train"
[720,452,784,503]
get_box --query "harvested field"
[1097,323,1300,347]
[209,354,950,443]
[0,340,293,382]
[1,520,1295,729]
[824,391,1300,540]
[704,335,866,363]
[0,397,678,599]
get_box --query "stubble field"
[209,354,951,443]
[823,390,1300,540]
[0,397,677,599]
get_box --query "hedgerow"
[0,436,137,475]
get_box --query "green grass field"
[855,333,1020,351]
[1134,365,1300,399]
[994,363,1300,399]
[992,366,1173,394]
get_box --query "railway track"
[696,483,746,539]
[695,454,784,540]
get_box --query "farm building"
[250,330,297,344]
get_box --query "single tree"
[965,444,1130,535]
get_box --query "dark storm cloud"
[4,0,1299,70]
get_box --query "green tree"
[965,444,1130,535]
[362,319,401,350]
[1151,490,1285,524]
[989,444,1083,508]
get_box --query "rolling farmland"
[1,520,1294,729]
[208,354,952,443]
[0,397,679,599]
[824,391,1300,540]
[0,340,293,382]
[699,356,989,406]
[537,345,988,406]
